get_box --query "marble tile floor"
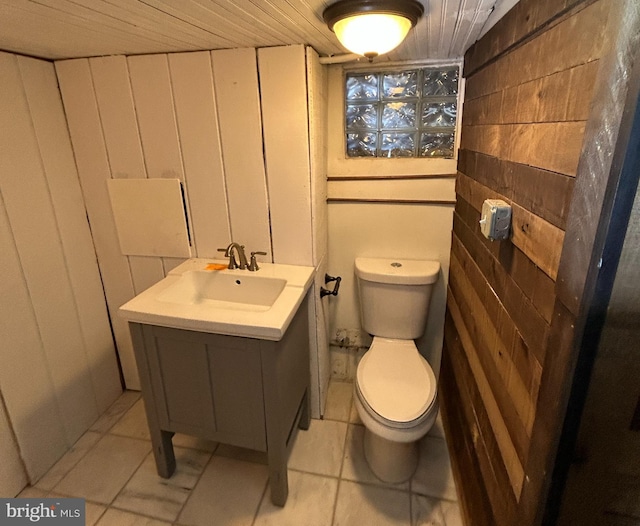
[19,380,462,526]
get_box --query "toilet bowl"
[354,337,438,482]
[353,257,441,483]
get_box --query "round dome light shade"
[333,13,413,57]
[323,0,424,58]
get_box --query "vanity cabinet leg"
[265,395,288,506]
[267,450,289,506]
[150,428,176,479]
[129,323,177,479]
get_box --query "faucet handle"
[217,248,238,269]
[248,251,267,271]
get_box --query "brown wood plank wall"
[441,0,612,524]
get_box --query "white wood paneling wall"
[0,51,121,483]
[258,45,330,417]
[307,48,331,417]
[258,45,312,265]
[307,47,329,269]
[210,48,272,257]
[127,53,195,276]
[56,46,330,388]
[168,51,230,258]
[56,58,141,389]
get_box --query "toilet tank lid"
[355,257,440,285]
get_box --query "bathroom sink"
[157,270,287,309]
[119,258,315,340]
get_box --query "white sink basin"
[157,270,287,310]
[119,259,315,340]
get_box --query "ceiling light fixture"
[323,0,424,61]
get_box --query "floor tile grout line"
[106,448,213,525]
[249,477,271,526]
[275,465,414,496]
[330,478,342,526]
[49,396,153,522]
[106,428,221,455]
[101,442,154,512]
[45,432,109,498]
[33,430,103,492]
[37,485,110,526]
[106,430,152,442]
[39,393,207,515]
[108,503,181,524]
[55,442,147,507]
[89,391,141,435]
[330,393,358,526]
[156,443,218,526]
[57,404,225,521]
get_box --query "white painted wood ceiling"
[0,0,510,61]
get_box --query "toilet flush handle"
[320,274,342,298]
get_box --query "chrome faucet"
[248,251,267,271]
[217,242,249,270]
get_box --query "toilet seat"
[356,338,437,429]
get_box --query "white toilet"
[354,256,441,483]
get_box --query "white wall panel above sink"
[108,178,191,258]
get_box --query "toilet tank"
[355,257,440,340]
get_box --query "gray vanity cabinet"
[128,300,310,506]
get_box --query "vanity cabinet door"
[142,325,267,451]
[208,338,266,451]
[148,329,217,436]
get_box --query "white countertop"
[119,258,315,341]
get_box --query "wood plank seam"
[450,227,545,396]
[443,317,521,524]
[450,248,536,440]
[464,0,606,92]
[447,289,526,499]
[443,326,517,524]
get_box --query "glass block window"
[345,67,459,158]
